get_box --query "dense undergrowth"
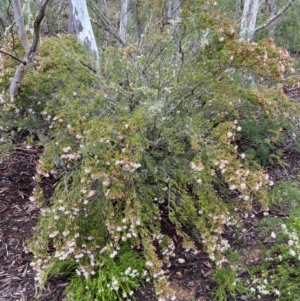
[1,1,300,300]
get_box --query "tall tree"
[69,0,99,69]
[168,0,181,64]
[9,0,50,98]
[239,0,295,41]
[119,0,129,45]
[239,0,259,41]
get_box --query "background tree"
[69,0,99,69]
[239,0,259,41]
[119,0,129,44]
[9,0,50,98]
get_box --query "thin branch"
[254,0,295,36]
[88,2,126,46]
[32,0,50,53]
[90,17,126,46]
[0,49,25,64]
[9,0,50,97]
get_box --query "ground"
[0,131,298,301]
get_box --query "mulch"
[0,133,66,301]
[0,142,40,301]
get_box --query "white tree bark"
[119,0,129,45]
[239,0,259,41]
[69,0,99,69]
[168,0,181,64]
[9,0,49,98]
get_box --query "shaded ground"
[0,133,69,301]
[1,131,300,301]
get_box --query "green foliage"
[232,181,300,300]
[212,267,250,301]
[268,181,300,212]
[0,133,12,161]
[248,216,300,300]
[65,244,147,301]
[239,114,285,166]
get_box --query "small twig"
[4,243,8,257]
[79,60,97,73]
[40,283,68,297]
[15,147,38,154]
[21,263,29,278]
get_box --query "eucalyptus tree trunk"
[168,0,180,64]
[69,0,99,69]
[119,0,129,45]
[239,0,259,41]
[9,0,50,98]
[240,0,295,41]
[268,0,277,38]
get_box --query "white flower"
[63,146,72,153]
[237,126,242,131]
[190,162,204,172]
[103,180,110,186]
[229,185,236,190]
[76,269,81,276]
[289,249,296,256]
[87,190,96,198]
[110,250,118,258]
[178,258,185,263]
[240,183,246,190]
[241,153,245,159]
[63,230,70,237]
[75,253,84,259]
[49,231,59,238]
[146,261,153,267]
[227,132,233,138]
[270,232,276,239]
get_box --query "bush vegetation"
[1,1,300,300]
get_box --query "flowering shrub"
[0,1,299,300]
